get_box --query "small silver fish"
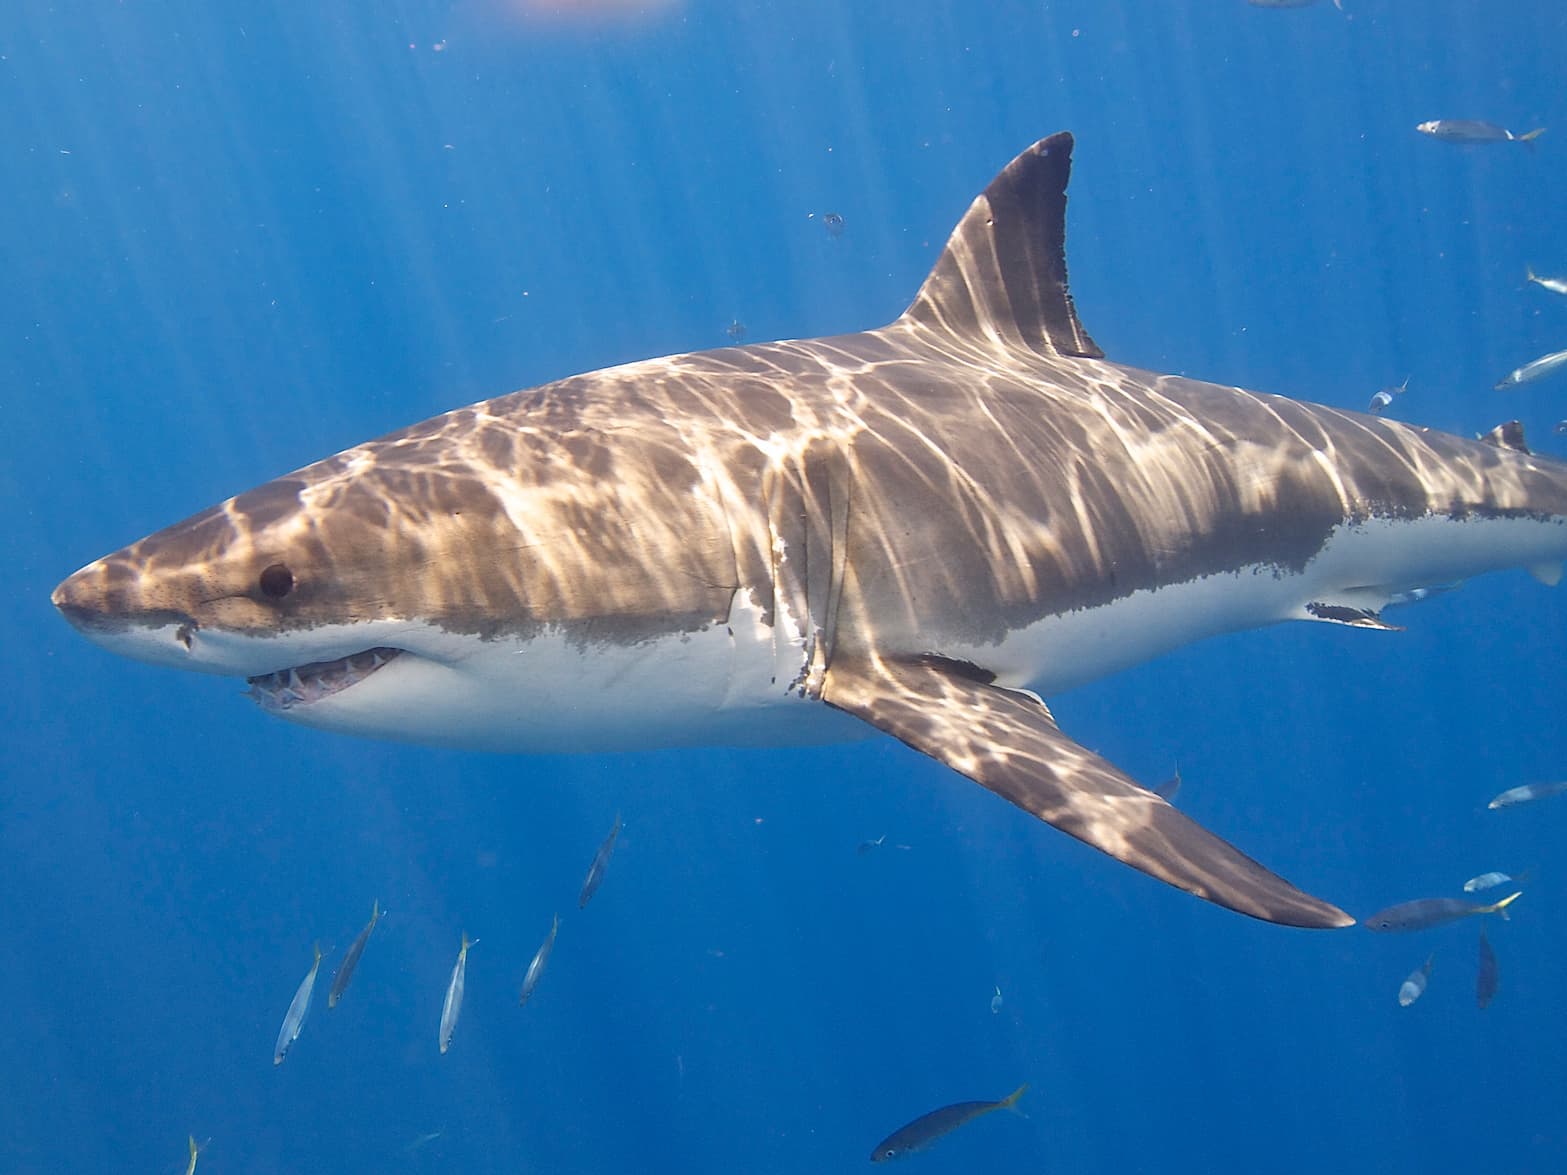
[1489,779,1567,809]
[185,1134,200,1175]
[1364,891,1521,932]
[1367,377,1408,415]
[274,942,323,1065]
[405,1131,443,1153]
[1495,347,1567,391]
[1462,871,1515,893]
[871,1083,1027,1162]
[1417,120,1545,145]
[990,985,1003,1014]
[328,899,380,1009]
[439,932,474,1055]
[1397,953,1434,1007]
[1526,267,1567,296]
[579,813,622,909]
[518,914,559,1006]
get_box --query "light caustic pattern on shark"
[54,133,1567,929]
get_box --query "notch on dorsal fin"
[901,132,1103,359]
[1479,420,1530,454]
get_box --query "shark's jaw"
[244,647,404,711]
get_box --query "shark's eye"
[259,563,295,599]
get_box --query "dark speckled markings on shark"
[52,133,1567,929]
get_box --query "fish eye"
[259,563,295,599]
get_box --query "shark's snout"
[51,554,207,677]
[53,558,173,633]
[50,571,89,625]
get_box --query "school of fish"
[264,815,620,1073]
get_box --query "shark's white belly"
[281,589,866,753]
[943,513,1567,696]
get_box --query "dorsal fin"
[902,132,1103,359]
[1479,420,1530,454]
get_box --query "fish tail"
[371,898,380,921]
[1485,891,1523,919]
[1001,1082,1029,1111]
[313,940,322,964]
[1527,265,1539,283]
[1519,128,1546,143]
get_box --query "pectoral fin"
[822,652,1352,929]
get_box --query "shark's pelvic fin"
[822,652,1353,929]
[1301,601,1404,631]
[901,132,1103,360]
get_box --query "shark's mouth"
[246,648,403,711]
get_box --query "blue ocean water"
[3,1,1565,1171]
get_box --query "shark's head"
[51,456,482,716]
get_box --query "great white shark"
[53,133,1567,929]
